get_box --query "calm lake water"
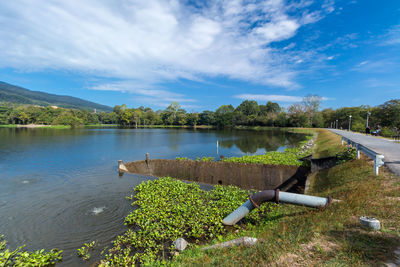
[0,127,307,265]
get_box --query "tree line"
[0,104,118,127]
[1,97,399,137]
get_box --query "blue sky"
[0,0,399,111]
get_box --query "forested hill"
[0,81,112,112]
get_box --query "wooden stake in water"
[217,140,219,155]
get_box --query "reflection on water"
[216,129,304,154]
[0,127,308,266]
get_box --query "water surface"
[0,127,306,265]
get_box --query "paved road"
[329,129,400,177]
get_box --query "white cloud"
[380,25,400,46]
[234,94,303,102]
[91,81,195,107]
[352,59,397,73]
[356,61,369,67]
[0,0,333,91]
[234,94,331,102]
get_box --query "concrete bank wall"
[124,159,309,191]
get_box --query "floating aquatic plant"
[77,241,96,261]
[101,177,277,265]
[0,236,62,267]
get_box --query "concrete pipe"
[222,190,333,226]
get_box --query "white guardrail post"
[340,136,384,175]
[374,155,385,175]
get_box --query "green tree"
[118,109,133,126]
[236,100,260,116]
[199,111,215,125]
[187,112,199,126]
[52,112,83,128]
[215,105,234,127]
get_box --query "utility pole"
[366,111,371,128]
[348,115,352,131]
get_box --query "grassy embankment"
[0,124,119,129]
[170,129,400,266]
[0,124,70,129]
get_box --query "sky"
[0,0,399,111]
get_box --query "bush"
[381,127,395,137]
[336,147,357,164]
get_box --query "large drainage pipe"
[222,190,333,226]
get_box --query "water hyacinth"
[177,134,314,167]
[100,177,277,265]
[0,241,62,267]
[221,150,304,166]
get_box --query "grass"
[0,124,119,129]
[133,125,214,129]
[0,124,70,129]
[170,129,400,266]
[312,129,345,158]
[84,124,119,127]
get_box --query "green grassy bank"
[169,129,400,266]
[2,129,398,266]
[98,129,399,266]
[0,124,70,129]
[0,124,119,129]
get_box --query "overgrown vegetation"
[0,237,62,266]
[170,129,400,266]
[221,151,305,166]
[175,157,215,162]
[175,132,313,166]
[221,134,313,166]
[99,177,278,265]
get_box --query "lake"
[0,127,307,265]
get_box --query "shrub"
[336,147,357,164]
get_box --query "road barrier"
[341,136,384,175]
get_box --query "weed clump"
[221,136,314,166]
[77,241,96,261]
[336,147,357,164]
[0,235,62,266]
[100,177,277,265]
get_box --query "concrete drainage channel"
[119,151,381,253]
[119,156,310,192]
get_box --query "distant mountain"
[0,81,112,112]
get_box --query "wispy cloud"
[235,94,303,102]
[363,78,397,88]
[234,94,331,103]
[352,59,398,73]
[91,81,195,107]
[380,25,400,46]
[0,0,334,90]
